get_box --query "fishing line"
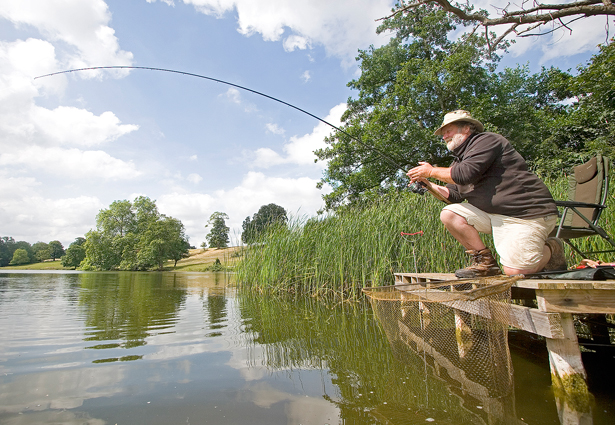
[34,66,407,172]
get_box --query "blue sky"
[1,0,613,247]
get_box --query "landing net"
[363,276,520,400]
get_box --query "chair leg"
[562,239,585,259]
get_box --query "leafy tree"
[200,241,208,250]
[96,200,136,237]
[48,240,65,261]
[13,241,33,264]
[82,197,190,271]
[315,4,570,209]
[206,212,230,249]
[0,237,16,267]
[136,217,190,269]
[164,218,191,267]
[241,217,252,244]
[546,39,615,164]
[242,203,288,243]
[134,196,160,233]
[315,5,499,209]
[32,242,50,262]
[82,231,122,271]
[61,237,87,269]
[9,249,30,266]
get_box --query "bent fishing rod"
[35,66,449,203]
[35,66,405,168]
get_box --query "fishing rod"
[35,66,449,203]
[35,66,406,170]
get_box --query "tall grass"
[236,192,469,298]
[236,173,615,299]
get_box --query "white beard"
[446,133,467,151]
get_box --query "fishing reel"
[408,181,428,195]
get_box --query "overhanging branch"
[381,0,615,49]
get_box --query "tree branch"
[381,0,615,50]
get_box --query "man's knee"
[440,209,469,231]
[440,209,459,226]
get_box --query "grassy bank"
[1,260,69,271]
[0,248,240,272]
[236,174,615,299]
[164,247,241,271]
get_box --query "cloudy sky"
[1,0,613,247]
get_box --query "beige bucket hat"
[434,110,484,136]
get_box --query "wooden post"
[537,291,592,413]
[454,310,472,358]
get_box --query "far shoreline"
[0,247,241,272]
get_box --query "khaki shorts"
[443,203,557,270]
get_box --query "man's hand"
[407,162,434,183]
[407,162,454,185]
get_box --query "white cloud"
[223,87,242,104]
[265,123,285,135]
[30,106,138,147]
[0,38,140,181]
[180,0,394,65]
[252,103,345,168]
[301,70,311,83]
[283,34,311,52]
[147,0,176,6]
[0,0,133,76]
[187,173,203,184]
[0,174,103,244]
[0,146,141,180]
[158,171,329,245]
[220,87,257,112]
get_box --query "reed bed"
[236,173,615,300]
[236,192,469,298]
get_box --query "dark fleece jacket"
[445,132,558,219]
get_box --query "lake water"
[0,271,613,425]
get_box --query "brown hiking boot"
[542,237,567,271]
[455,248,502,278]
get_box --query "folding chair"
[550,154,615,257]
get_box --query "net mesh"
[363,276,519,400]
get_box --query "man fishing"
[406,110,567,278]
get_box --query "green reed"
[236,192,468,298]
[236,173,615,300]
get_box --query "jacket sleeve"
[446,183,464,203]
[450,134,501,185]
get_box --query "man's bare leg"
[440,209,486,251]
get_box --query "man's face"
[441,123,471,151]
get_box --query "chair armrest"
[555,200,606,209]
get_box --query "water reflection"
[0,272,612,424]
[237,292,519,424]
[79,273,187,352]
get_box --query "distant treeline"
[0,237,84,267]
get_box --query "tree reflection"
[203,279,227,337]
[78,273,186,350]
[237,292,513,424]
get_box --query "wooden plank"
[395,272,615,290]
[536,289,615,314]
[453,299,564,339]
[398,294,565,339]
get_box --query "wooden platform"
[393,272,615,408]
